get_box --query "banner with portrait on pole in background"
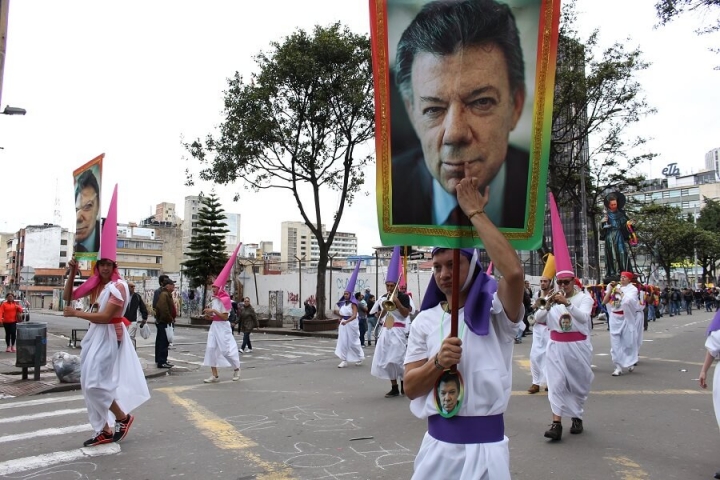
[72,154,103,261]
[370,0,561,249]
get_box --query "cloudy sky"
[1,0,718,255]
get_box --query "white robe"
[203,297,241,369]
[705,330,720,430]
[635,293,645,354]
[370,304,408,381]
[607,284,639,369]
[529,291,550,386]
[80,280,150,434]
[542,289,594,419]
[335,302,364,363]
[404,295,521,480]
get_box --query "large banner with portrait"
[72,154,104,260]
[371,0,561,248]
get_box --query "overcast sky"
[1,0,718,255]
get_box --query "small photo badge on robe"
[434,370,464,419]
[559,313,572,332]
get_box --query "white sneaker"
[355,360,363,366]
[204,376,220,383]
[232,370,241,381]
[338,361,348,368]
[611,368,622,376]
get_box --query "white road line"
[0,443,120,475]
[0,408,87,424]
[0,424,91,443]
[271,354,302,359]
[0,394,84,410]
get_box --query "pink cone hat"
[486,261,493,275]
[398,251,406,290]
[549,192,574,279]
[72,184,120,299]
[212,243,242,310]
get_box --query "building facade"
[182,195,241,256]
[280,221,358,269]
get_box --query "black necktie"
[445,206,471,226]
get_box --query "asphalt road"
[0,310,718,479]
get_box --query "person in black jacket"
[125,283,149,350]
[299,300,316,331]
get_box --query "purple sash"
[428,414,504,444]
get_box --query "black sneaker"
[570,417,583,434]
[384,388,400,398]
[157,363,174,369]
[113,414,134,442]
[544,422,562,441]
[83,430,114,447]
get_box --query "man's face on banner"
[404,44,524,195]
[75,185,99,243]
[438,379,459,412]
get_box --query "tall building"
[181,195,241,256]
[154,202,180,224]
[704,147,720,178]
[280,221,358,269]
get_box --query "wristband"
[467,209,484,221]
[434,354,446,371]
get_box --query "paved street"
[0,310,718,479]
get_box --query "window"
[60,239,68,245]
[662,191,670,198]
[682,201,690,208]
[681,189,690,196]
[60,251,67,257]
[669,190,680,198]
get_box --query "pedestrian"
[334,262,364,368]
[366,295,377,346]
[203,245,242,383]
[0,293,23,352]
[540,193,594,442]
[298,299,316,331]
[124,283,149,350]
[62,186,149,447]
[604,272,640,376]
[238,297,259,353]
[369,246,411,397]
[403,176,525,479]
[528,256,555,394]
[154,279,176,368]
[356,292,369,346]
[699,310,720,480]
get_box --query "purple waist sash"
[428,414,504,444]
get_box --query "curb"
[21,368,174,396]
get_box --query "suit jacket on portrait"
[391,146,530,228]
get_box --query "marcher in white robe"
[202,284,241,383]
[403,177,525,480]
[334,292,364,367]
[539,279,594,441]
[603,272,639,376]
[370,283,411,397]
[63,258,150,447]
[528,277,554,393]
[634,285,646,355]
[699,313,720,479]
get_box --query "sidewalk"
[0,311,339,399]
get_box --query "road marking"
[272,354,302,359]
[157,386,294,479]
[605,455,649,479]
[0,408,86,424]
[0,394,84,410]
[0,424,91,443]
[0,443,120,475]
[511,388,710,396]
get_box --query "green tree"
[549,0,656,277]
[635,203,696,285]
[655,0,720,64]
[695,197,720,282]
[182,193,229,309]
[185,23,374,319]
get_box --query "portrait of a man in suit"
[74,169,101,254]
[391,0,529,228]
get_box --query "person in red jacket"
[0,293,23,352]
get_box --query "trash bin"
[15,322,47,368]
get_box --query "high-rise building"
[154,202,180,224]
[280,221,358,269]
[704,147,720,179]
[182,195,241,256]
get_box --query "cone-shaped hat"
[542,254,556,279]
[486,261,493,275]
[386,246,401,284]
[99,184,118,261]
[398,253,407,289]
[213,243,242,289]
[72,184,120,300]
[549,193,574,278]
[338,260,361,306]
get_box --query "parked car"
[0,298,30,322]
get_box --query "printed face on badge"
[434,370,464,418]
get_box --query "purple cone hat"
[72,184,120,300]
[338,260,361,306]
[549,192,574,279]
[386,246,401,284]
[707,309,720,335]
[212,243,242,310]
[420,248,497,336]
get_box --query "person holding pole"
[403,176,524,479]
